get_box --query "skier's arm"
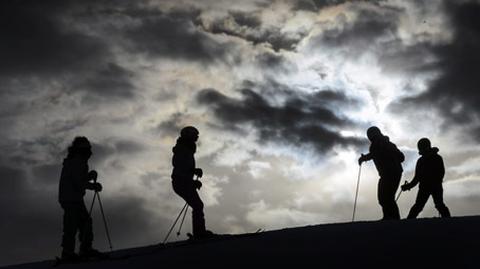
[439,156,445,181]
[358,152,373,165]
[363,153,373,161]
[85,171,102,191]
[408,161,421,189]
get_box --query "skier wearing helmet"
[171,126,215,239]
[401,138,451,218]
[358,126,405,220]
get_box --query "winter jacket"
[171,137,196,183]
[58,157,90,203]
[409,147,445,189]
[368,135,404,177]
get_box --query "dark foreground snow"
[3,216,480,268]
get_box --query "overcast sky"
[1,0,480,266]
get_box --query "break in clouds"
[1,0,480,266]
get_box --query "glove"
[194,168,203,178]
[358,154,366,165]
[193,180,202,190]
[401,182,410,192]
[92,182,103,192]
[88,170,98,182]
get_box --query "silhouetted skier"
[171,126,215,239]
[58,137,104,261]
[359,126,404,220]
[401,138,451,218]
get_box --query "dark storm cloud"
[0,1,107,78]
[250,28,307,52]
[394,1,480,136]
[379,41,437,75]
[90,139,146,166]
[293,0,318,11]
[196,11,307,52]
[2,136,64,167]
[230,11,262,29]
[0,0,137,100]
[48,118,90,134]
[255,51,295,74]
[196,85,363,154]
[123,12,230,62]
[155,113,184,137]
[293,0,349,11]
[77,63,136,99]
[307,7,399,54]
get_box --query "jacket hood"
[172,136,196,154]
[420,147,439,156]
[372,135,389,144]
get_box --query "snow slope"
[3,216,479,268]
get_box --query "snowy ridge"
[4,216,479,268]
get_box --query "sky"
[1,0,480,266]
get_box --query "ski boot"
[79,247,109,260]
[193,230,219,240]
[60,250,82,262]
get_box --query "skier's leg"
[389,173,401,219]
[173,181,205,237]
[407,188,430,219]
[185,189,206,236]
[432,186,451,217]
[78,202,93,253]
[378,178,389,219]
[378,175,401,220]
[61,203,80,258]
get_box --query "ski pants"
[378,173,401,220]
[60,201,93,253]
[172,180,206,236]
[407,185,451,218]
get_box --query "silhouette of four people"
[57,126,451,261]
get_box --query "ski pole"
[396,181,408,202]
[80,191,98,248]
[176,175,199,236]
[352,164,362,222]
[163,202,188,244]
[96,191,113,251]
[176,205,189,236]
[88,192,97,216]
[82,178,98,246]
[395,190,403,202]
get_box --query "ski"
[157,229,265,251]
[184,229,265,244]
[53,254,130,267]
